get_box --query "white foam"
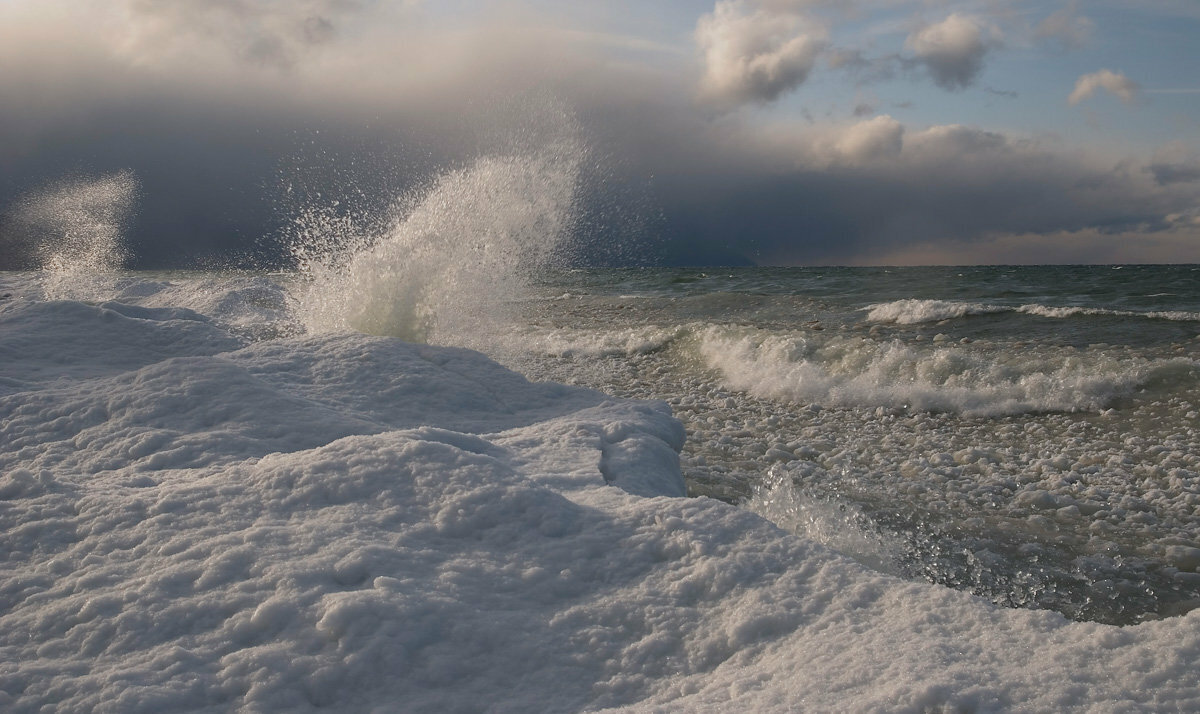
[116,275,300,339]
[864,299,1007,324]
[519,325,683,358]
[0,298,243,394]
[864,297,1200,326]
[1018,304,1200,322]
[696,325,1197,416]
[864,299,1200,325]
[3,289,1200,711]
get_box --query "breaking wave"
[11,171,139,300]
[695,325,1198,416]
[293,128,583,348]
[865,298,1200,325]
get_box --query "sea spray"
[744,464,904,576]
[293,137,583,347]
[11,171,139,300]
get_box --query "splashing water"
[744,465,904,576]
[293,136,584,347]
[13,171,139,300]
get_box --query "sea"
[518,265,1200,625]
[3,159,1200,710]
[8,264,1198,626]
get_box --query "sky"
[1,0,1198,267]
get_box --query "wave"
[293,126,583,347]
[9,171,139,301]
[744,465,904,576]
[863,299,1007,324]
[1015,304,1200,321]
[519,325,683,358]
[865,298,1200,325]
[8,289,1200,710]
[695,325,1198,416]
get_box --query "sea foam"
[864,298,1006,324]
[866,298,1200,325]
[696,325,1196,416]
[3,291,1200,711]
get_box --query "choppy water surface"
[506,266,1200,625]
[5,263,1195,626]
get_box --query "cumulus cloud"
[696,0,826,107]
[1034,2,1094,50]
[1068,69,1140,106]
[832,115,904,164]
[905,14,1000,91]
[904,124,1007,157]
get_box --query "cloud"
[904,14,1000,91]
[861,226,1200,266]
[832,115,904,163]
[115,0,387,70]
[1149,163,1200,186]
[1147,144,1200,185]
[1067,69,1140,105]
[1034,2,1095,50]
[826,47,900,85]
[903,124,1007,157]
[0,0,1196,268]
[673,118,1194,264]
[696,0,826,107]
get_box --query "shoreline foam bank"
[2,290,1199,712]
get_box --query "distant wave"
[1015,304,1200,321]
[865,299,1200,325]
[521,325,684,358]
[695,325,1198,417]
[863,299,1006,324]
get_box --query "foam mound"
[2,296,1199,712]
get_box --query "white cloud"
[115,0,392,70]
[905,124,1007,158]
[904,14,1000,91]
[696,0,826,107]
[833,115,904,163]
[1034,2,1095,50]
[1067,69,1140,106]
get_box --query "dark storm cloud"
[1149,163,1200,186]
[636,121,1191,264]
[1147,145,1200,186]
[1,0,1197,268]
